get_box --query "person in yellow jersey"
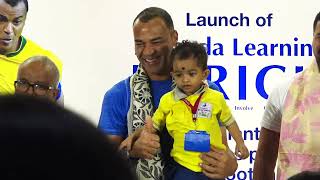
[153,40,249,180]
[122,40,249,180]
[0,0,63,100]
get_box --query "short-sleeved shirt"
[261,80,292,132]
[152,87,233,172]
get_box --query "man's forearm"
[253,127,279,180]
[253,154,275,180]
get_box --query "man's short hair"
[313,11,320,32]
[170,40,208,70]
[133,7,174,30]
[0,95,135,180]
[4,0,28,12]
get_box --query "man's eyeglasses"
[14,80,55,95]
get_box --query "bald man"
[14,56,60,101]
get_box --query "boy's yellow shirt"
[0,36,63,94]
[153,87,233,172]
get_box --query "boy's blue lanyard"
[181,92,204,122]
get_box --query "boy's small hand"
[235,143,249,159]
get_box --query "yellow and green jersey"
[0,36,63,94]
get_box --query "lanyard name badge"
[182,92,210,152]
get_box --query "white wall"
[23,1,319,179]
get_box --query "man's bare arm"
[253,127,280,180]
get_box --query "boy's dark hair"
[288,171,320,180]
[0,95,135,180]
[170,40,208,70]
[133,7,174,30]
[4,0,28,12]
[313,11,320,33]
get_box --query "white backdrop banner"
[25,1,319,179]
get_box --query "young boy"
[119,40,248,180]
[152,40,248,180]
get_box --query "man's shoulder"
[25,37,58,52]
[22,37,52,55]
[18,37,63,73]
[268,78,292,109]
[101,77,132,115]
[105,77,131,97]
